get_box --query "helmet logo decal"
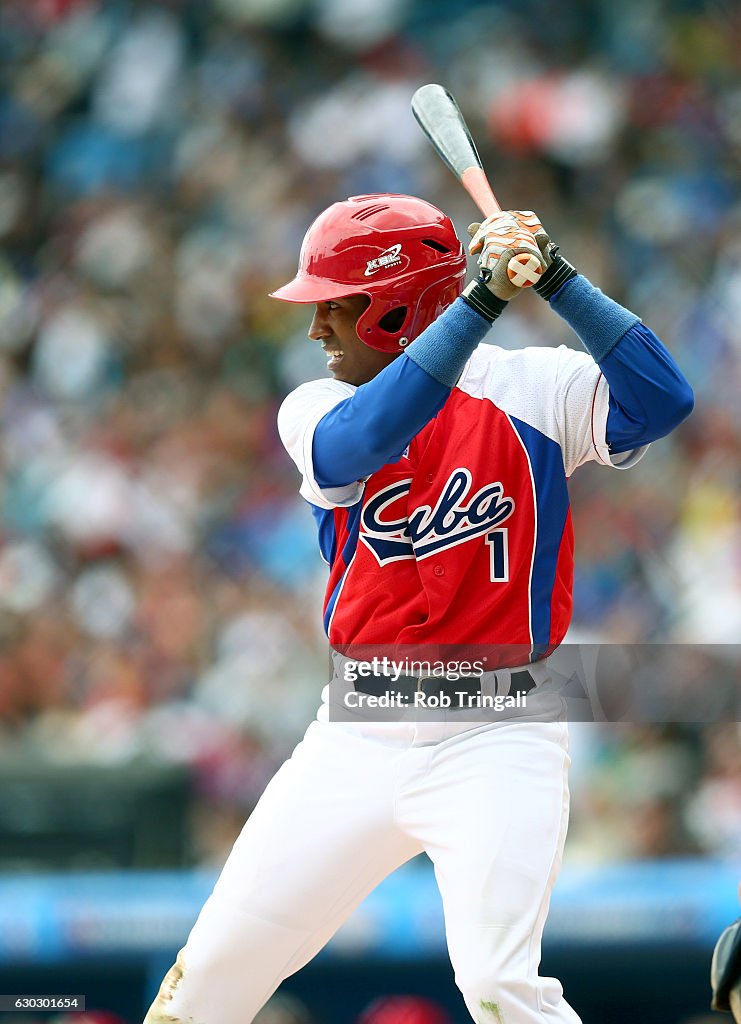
[364,244,403,276]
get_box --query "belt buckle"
[416,674,462,700]
[416,674,436,696]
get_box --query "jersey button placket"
[433,564,445,577]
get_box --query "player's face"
[308,295,399,386]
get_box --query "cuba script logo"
[365,244,403,276]
[360,468,515,565]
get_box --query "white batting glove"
[467,210,549,301]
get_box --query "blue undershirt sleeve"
[405,297,492,386]
[549,276,694,452]
[550,274,639,361]
[313,297,491,489]
[601,322,695,453]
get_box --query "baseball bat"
[411,83,543,288]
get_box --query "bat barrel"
[412,84,502,219]
[412,83,542,287]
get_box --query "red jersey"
[278,343,646,660]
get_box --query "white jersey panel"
[457,343,648,476]
[277,379,363,510]
[589,371,649,471]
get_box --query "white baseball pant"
[144,716,582,1024]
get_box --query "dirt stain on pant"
[144,951,192,1024]
[479,1000,504,1024]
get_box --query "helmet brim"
[270,273,368,304]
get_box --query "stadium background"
[0,0,739,1021]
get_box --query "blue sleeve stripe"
[549,275,639,362]
[509,416,570,657]
[406,296,492,386]
[323,502,362,635]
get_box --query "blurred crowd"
[0,0,739,867]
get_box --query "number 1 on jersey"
[486,529,509,582]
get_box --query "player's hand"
[523,217,580,301]
[467,210,548,301]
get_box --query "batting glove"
[461,210,548,322]
[468,211,547,297]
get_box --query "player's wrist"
[461,275,508,323]
[533,247,578,301]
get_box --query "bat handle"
[460,167,501,218]
[460,166,543,289]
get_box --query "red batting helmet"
[270,194,466,353]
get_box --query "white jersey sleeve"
[458,343,648,477]
[277,378,364,509]
[552,344,649,475]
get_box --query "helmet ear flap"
[378,307,408,333]
[355,300,412,352]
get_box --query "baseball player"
[144,195,693,1024]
